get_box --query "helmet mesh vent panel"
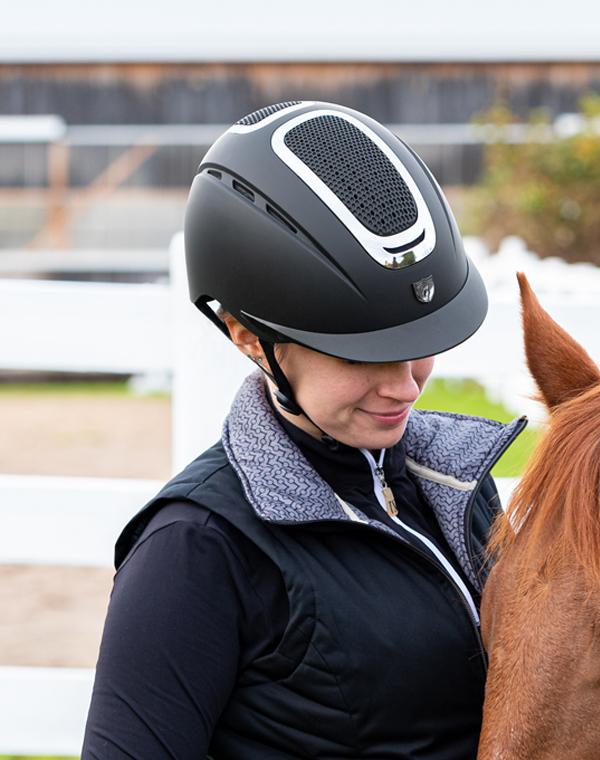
[237,101,302,126]
[284,115,418,236]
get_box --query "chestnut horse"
[477,272,600,759]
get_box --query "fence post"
[169,232,251,473]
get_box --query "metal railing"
[3,114,595,251]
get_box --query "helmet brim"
[242,256,488,363]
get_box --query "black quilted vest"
[115,454,513,759]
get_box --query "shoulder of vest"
[114,439,244,569]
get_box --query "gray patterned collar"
[222,369,526,589]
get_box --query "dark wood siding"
[1,62,599,125]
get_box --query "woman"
[82,101,527,759]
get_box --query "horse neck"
[478,565,600,760]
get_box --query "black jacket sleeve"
[81,503,283,759]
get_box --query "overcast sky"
[1,0,599,62]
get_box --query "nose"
[373,361,421,404]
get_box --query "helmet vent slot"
[283,114,418,237]
[237,101,302,127]
[207,169,222,179]
[232,179,255,202]
[266,204,297,234]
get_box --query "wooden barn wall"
[1,62,600,125]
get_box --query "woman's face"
[271,342,435,450]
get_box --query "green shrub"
[462,93,600,265]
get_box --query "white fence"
[2,234,600,755]
[1,278,171,374]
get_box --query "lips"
[360,406,411,424]
[367,406,408,417]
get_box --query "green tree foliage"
[463,93,600,265]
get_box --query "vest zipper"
[331,493,488,671]
[359,447,481,627]
[373,450,399,517]
[273,489,488,669]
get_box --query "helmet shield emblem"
[412,275,435,303]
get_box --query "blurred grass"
[415,377,539,478]
[0,381,168,397]
[0,381,130,395]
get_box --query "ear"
[223,314,260,353]
[222,314,272,371]
[517,271,600,410]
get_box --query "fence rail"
[0,666,94,756]
[0,471,522,568]
[1,278,170,373]
[0,474,160,566]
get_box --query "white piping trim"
[359,448,480,626]
[334,493,364,522]
[405,457,477,492]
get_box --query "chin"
[354,426,407,451]
[381,430,407,448]
[333,412,410,450]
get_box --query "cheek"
[285,354,360,412]
[325,377,370,408]
[307,372,371,419]
[412,357,435,389]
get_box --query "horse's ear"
[517,271,600,410]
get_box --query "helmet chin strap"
[258,339,340,451]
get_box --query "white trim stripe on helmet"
[271,108,436,270]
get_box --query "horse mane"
[486,272,600,591]
[487,381,600,591]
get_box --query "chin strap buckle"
[274,389,303,416]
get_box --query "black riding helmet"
[184,100,488,426]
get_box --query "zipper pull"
[375,466,398,517]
